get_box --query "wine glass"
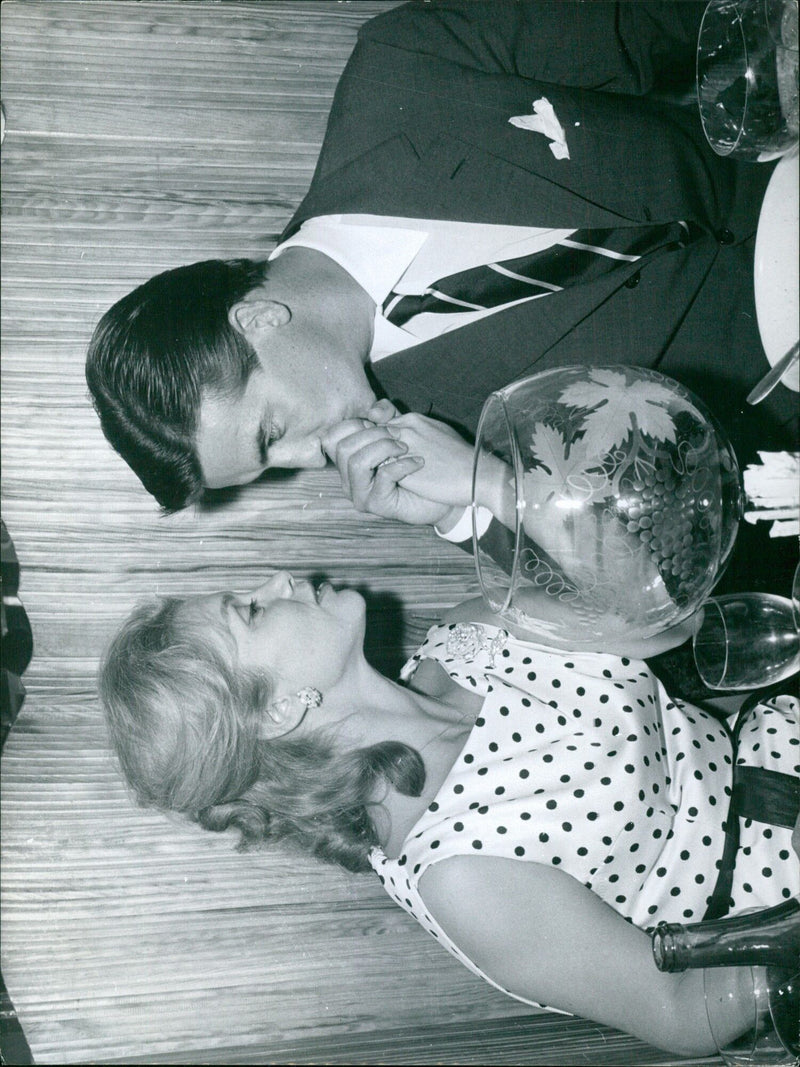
[692,562,800,689]
[697,0,799,161]
[704,965,799,1065]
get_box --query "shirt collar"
[269,214,428,305]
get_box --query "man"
[86,0,797,594]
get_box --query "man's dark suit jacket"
[282,0,798,597]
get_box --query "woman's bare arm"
[419,854,753,1056]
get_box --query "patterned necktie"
[382,222,696,327]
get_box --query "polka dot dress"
[369,622,799,1009]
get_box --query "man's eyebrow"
[256,418,269,466]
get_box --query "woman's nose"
[250,572,294,600]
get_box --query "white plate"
[753,150,799,392]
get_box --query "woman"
[100,556,799,1056]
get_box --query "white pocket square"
[509,96,570,160]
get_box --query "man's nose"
[269,437,327,470]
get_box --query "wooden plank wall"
[0,3,719,1064]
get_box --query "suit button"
[716,228,735,245]
[624,271,641,289]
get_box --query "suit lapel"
[283,126,630,238]
[370,233,719,435]
[370,270,629,433]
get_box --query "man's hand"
[322,417,460,527]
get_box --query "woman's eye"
[248,599,261,622]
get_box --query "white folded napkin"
[743,451,800,537]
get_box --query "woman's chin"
[320,584,366,618]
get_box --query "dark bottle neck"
[652,896,800,973]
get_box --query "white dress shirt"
[270,214,575,362]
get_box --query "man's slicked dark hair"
[86,259,269,511]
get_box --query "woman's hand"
[381,413,476,508]
[322,415,461,528]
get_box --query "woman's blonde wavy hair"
[99,597,424,872]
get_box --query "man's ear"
[258,694,306,739]
[228,294,291,337]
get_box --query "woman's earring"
[296,686,322,709]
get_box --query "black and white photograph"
[1,2,798,1064]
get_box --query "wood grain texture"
[0,2,719,1063]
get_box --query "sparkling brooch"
[445,623,508,667]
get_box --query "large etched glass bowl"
[472,366,743,649]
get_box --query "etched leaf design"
[559,368,682,455]
[525,423,590,500]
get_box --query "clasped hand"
[322,402,475,530]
